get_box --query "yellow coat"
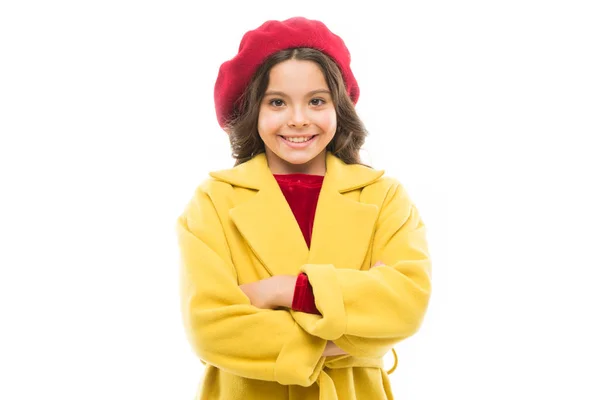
[176,152,432,399]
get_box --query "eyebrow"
[264,89,331,97]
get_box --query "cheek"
[315,111,337,133]
[258,109,286,134]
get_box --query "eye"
[310,98,326,106]
[269,99,285,107]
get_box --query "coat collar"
[209,151,385,276]
[210,151,384,193]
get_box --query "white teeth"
[284,136,313,143]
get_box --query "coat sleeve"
[290,180,432,358]
[177,184,327,386]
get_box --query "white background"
[1,0,599,399]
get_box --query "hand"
[239,275,297,309]
[322,341,348,357]
[371,260,385,269]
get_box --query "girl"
[176,16,432,400]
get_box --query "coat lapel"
[228,175,309,276]
[210,152,385,276]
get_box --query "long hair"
[224,47,371,168]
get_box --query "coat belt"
[317,351,396,400]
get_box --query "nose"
[287,106,309,128]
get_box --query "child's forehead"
[266,60,329,90]
[269,59,324,75]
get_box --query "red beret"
[214,17,360,128]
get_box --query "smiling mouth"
[279,135,317,143]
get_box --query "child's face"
[258,59,337,175]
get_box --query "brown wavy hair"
[224,47,371,168]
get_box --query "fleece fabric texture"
[176,151,432,399]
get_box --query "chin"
[280,153,316,165]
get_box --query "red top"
[273,173,323,315]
